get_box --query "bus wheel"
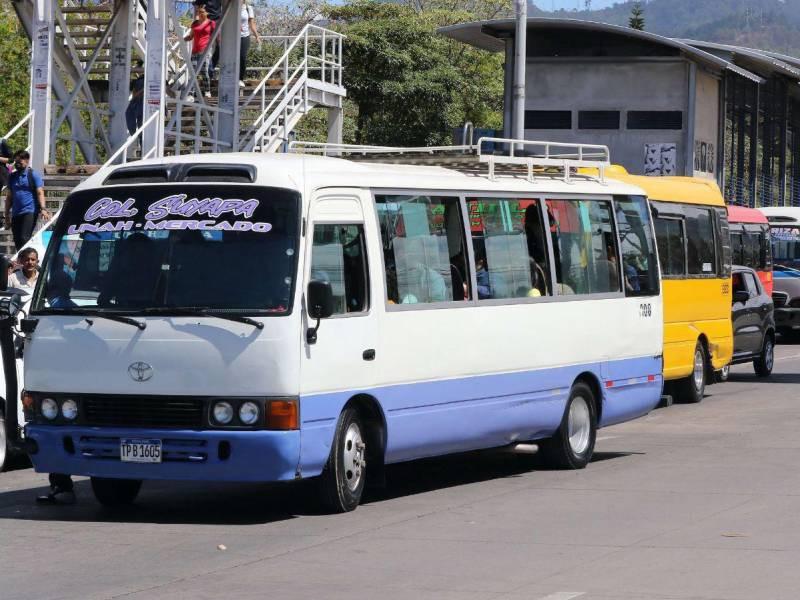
[539,382,597,470]
[319,408,366,513]
[90,477,142,507]
[0,411,7,473]
[754,335,775,378]
[677,342,706,403]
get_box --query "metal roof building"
[440,18,800,207]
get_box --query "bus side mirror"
[733,290,749,304]
[306,280,334,344]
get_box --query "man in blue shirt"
[4,151,51,250]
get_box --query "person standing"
[125,60,145,136]
[8,247,39,291]
[0,138,11,196]
[194,0,221,79]
[4,151,51,251]
[239,0,260,87]
[184,5,216,99]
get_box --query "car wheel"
[716,364,730,383]
[677,341,706,403]
[319,408,367,513]
[754,335,775,377]
[539,382,597,470]
[90,477,142,507]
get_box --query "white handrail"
[2,111,34,143]
[102,111,160,168]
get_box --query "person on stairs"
[239,0,260,88]
[4,151,51,251]
[184,4,216,100]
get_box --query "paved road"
[3,345,800,600]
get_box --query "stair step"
[60,6,113,14]
[63,18,112,26]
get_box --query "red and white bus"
[728,205,773,295]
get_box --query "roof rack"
[288,136,610,183]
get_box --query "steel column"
[142,0,166,158]
[108,0,134,152]
[217,0,240,151]
[327,106,343,146]
[30,0,53,170]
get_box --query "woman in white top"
[240,0,260,86]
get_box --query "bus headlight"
[61,399,78,421]
[239,402,260,426]
[212,401,234,425]
[41,398,59,420]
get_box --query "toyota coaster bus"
[15,142,664,511]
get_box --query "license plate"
[120,439,162,463]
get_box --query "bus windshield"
[32,185,300,314]
[770,225,800,266]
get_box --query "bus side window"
[685,206,718,276]
[546,199,620,295]
[654,216,686,277]
[310,224,369,315]
[375,195,470,305]
[614,195,660,297]
[466,198,551,299]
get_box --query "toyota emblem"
[128,362,153,382]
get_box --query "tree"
[0,6,31,153]
[324,0,506,146]
[628,2,645,31]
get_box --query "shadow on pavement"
[0,447,638,524]
[726,372,800,384]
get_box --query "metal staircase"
[7,0,346,173]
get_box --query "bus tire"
[754,335,775,378]
[0,409,7,473]
[677,341,706,403]
[90,477,142,507]
[319,408,366,513]
[539,382,597,470]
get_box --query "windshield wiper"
[142,307,264,330]
[40,308,146,330]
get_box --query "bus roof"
[602,165,725,207]
[758,206,800,225]
[727,205,768,224]
[75,153,647,199]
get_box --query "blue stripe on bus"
[298,355,662,477]
[25,355,661,483]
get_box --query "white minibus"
[13,140,664,511]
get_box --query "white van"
[15,141,664,511]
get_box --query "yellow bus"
[607,167,732,403]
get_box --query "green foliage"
[628,2,644,31]
[324,0,506,146]
[0,7,31,152]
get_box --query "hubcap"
[567,396,591,456]
[342,422,365,492]
[693,349,705,391]
[765,340,774,370]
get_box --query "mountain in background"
[529,0,800,57]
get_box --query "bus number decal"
[639,303,652,318]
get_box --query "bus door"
[301,191,380,394]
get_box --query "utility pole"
[513,0,527,147]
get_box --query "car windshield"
[32,185,300,314]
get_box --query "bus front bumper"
[25,426,301,482]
